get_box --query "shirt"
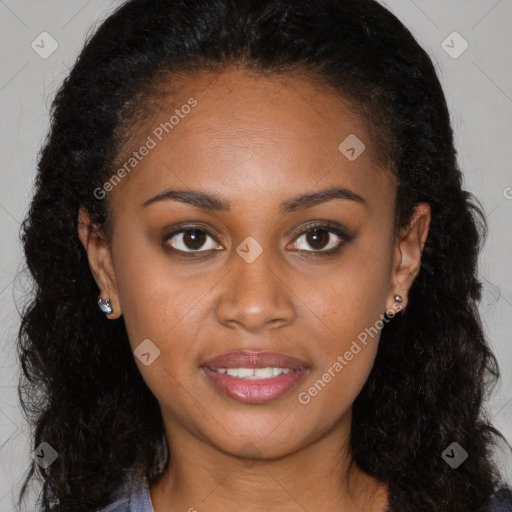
[46,476,512,511]
[97,476,153,511]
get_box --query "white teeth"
[232,368,254,378]
[216,367,292,379]
[254,367,274,379]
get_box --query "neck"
[149,411,388,512]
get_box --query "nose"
[215,251,296,333]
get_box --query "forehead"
[108,67,396,220]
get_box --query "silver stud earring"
[98,298,113,314]
[394,295,403,303]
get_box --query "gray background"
[0,1,511,510]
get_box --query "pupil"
[307,229,328,250]
[185,229,205,249]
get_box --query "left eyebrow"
[142,186,366,213]
[279,187,366,213]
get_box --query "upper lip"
[201,351,310,370]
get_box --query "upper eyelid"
[292,224,347,250]
[164,223,347,251]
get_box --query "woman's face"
[82,68,429,459]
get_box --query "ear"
[77,206,122,319]
[385,203,431,315]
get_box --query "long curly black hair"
[17,0,507,510]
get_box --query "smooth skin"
[78,67,430,512]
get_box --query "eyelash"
[162,221,352,258]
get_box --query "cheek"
[117,262,205,413]
[297,236,392,350]
[287,277,382,446]
[292,238,391,411]
[293,353,376,448]
[112,240,215,397]
[111,232,196,345]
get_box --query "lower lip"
[201,367,307,404]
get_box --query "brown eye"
[164,227,220,253]
[291,222,352,256]
[182,229,207,250]
[305,228,331,250]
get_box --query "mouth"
[200,351,310,404]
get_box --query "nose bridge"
[215,245,295,331]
